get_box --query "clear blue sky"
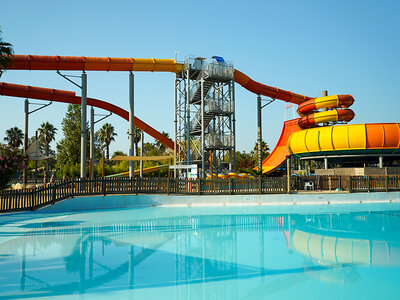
[1,0,399,156]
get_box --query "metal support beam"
[257,95,262,176]
[324,157,328,169]
[174,75,178,179]
[201,78,205,179]
[231,80,236,172]
[186,69,191,166]
[129,72,135,178]
[286,156,291,194]
[90,107,94,178]
[379,156,383,168]
[80,72,87,179]
[140,131,144,177]
[23,99,29,186]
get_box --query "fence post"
[32,187,37,210]
[386,175,389,192]
[102,178,106,196]
[198,178,201,195]
[367,176,370,193]
[167,177,170,195]
[349,176,352,193]
[52,184,56,204]
[259,177,262,195]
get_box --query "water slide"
[0,82,174,150]
[3,55,360,174]
[234,69,356,173]
[258,118,302,174]
[288,122,400,157]
[106,165,170,177]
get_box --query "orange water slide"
[258,118,302,174]
[8,55,184,73]
[7,55,312,106]
[0,82,174,150]
[234,70,312,105]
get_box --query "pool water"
[1,203,400,299]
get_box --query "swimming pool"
[1,200,400,299]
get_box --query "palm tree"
[155,131,169,152]
[4,127,23,148]
[133,127,141,162]
[98,123,117,160]
[253,140,270,160]
[38,122,57,176]
[126,127,142,166]
[0,28,14,78]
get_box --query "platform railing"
[1,175,400,213]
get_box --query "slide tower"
[175,57,236,177]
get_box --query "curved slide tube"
[288,123,400,157]
[257,118,302,174]
[297,94,355,129]
[0,82,174,150]
[297,94,354,116]
[234,69,312,105]
[298,109,355,129]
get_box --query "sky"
[1,0,400,157]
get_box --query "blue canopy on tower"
[211,56,225,63]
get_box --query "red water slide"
[0,82,174,150]
[234,70,312,105]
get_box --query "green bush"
[0,144,26,189]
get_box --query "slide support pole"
[129,72,135,178]
[23,99,29,186]
[80,72,87,179]
[257,95,262,175]
[90,107,94,178]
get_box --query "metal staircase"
[175,56,236,178]
[190,80,213,104]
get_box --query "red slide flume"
[0,82,174,150]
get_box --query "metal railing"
[1,175,400,213]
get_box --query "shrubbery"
[0,144,26,189]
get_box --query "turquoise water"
[1,203,400,299]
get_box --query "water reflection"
[1,209,400,299]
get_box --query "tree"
[56,104,86,176]
[98,123,117,160]
[4,127,23,148]
[133,127,142,158]
[235,151,256,174]
[0,28,14,78]
[0,143,25,189]
[38,122,57,176]
[155,131,169,152]
[253,140,270,161]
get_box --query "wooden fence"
[1,175,400,213]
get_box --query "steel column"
[257,95,262,175]
[90,107,94,178]
[174,74,178,178]
[23,99,29,186]
[232,80,236,172]
[140,131,144,177]
[201,78,205,178]
[80,72,87,179]
[186,69,191,167]
[129,72,134,178]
